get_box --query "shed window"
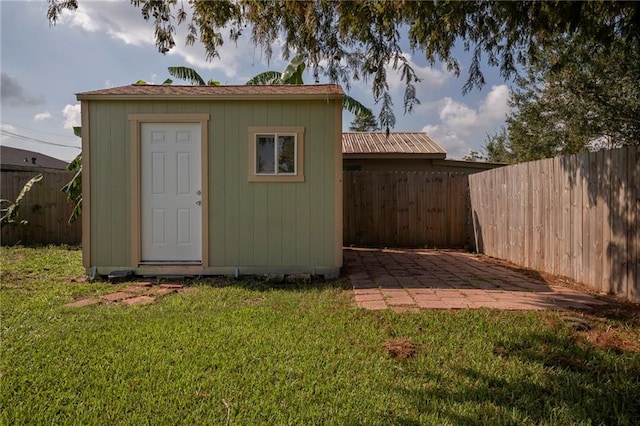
[249,127,304,182]
[256,134,296,174]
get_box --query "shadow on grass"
[393,329,640,425]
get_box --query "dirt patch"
[583,302,640,326]
[0,270,22,283]
[7,252,25,262]
[575,328,640,353]
[557,312,640,353]
[476,254,548,282]
[384,339,417,360]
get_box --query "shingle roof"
[1,146,69,170]
[342,132,446,158]
[77,84,344,100]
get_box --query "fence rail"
[343,171,471,248]
[469,146,639,302]
[1,168,81,245]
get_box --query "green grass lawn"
[1,246,639,425]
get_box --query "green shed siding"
[85,97,341,274]
[89,101,133,267]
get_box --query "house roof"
[0,146,69,170]
[342,132,446,159]
[77,84,344,100]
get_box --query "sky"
[1,0,513,162]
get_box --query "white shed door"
[141,123,202,262]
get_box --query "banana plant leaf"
[168,66,206,85]
[343,95,373,117]
[1,174,43,224]
[62,153,82,224]
[280,54,306,84]
[246,71,282,85]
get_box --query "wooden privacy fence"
[469,146,639,303]
[343,171,471,248]
[1,168,81,245]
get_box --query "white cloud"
[352,53,452,97]
[62,104,81,129]
[1,123,15,130]
[106,21,154,47]
[478,84,510,120]
[422,122,472,159]
[59,7,101,33]
[421,85,510,159]
[0,123,18,144]
[33,111,52,121]
[60,1,152,44]
[0,123,18,133]
[385,54,451,93]
[437,97,477,133]
[166,35,270,82]
[57,1,263,83]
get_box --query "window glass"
[256,135,275,173]
[278,135,296,174]
[248,127,304,182]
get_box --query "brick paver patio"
[345,248,609,311]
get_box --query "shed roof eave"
[342,153,447,160]
[75,83,344,101]
[76,93,345,101]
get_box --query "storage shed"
[342,132,446,171]
[342,132,505,173]
[76,84,343,278]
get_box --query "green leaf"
[206,80,221,86]
[343,95,373,117]
[73,127,82,138]
[168,66,206,85]
[162,78,173,85]
[15,174,43,205]
[1,174,42,224]
[245,71,282,85]
[135,80,147,85]
[62,154,83,224]
[349,110,379,132]
[0,199,16,224]
[280,54,306,84]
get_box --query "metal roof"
[342,132,446,158]
[77,84,344,100]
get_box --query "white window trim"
[248,126,305,182]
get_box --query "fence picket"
[1,169,82,245]
[467,147,638,303]
[343,171,471,248]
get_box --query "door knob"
[195,200,201,206]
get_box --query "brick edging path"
[64,282,191,308]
